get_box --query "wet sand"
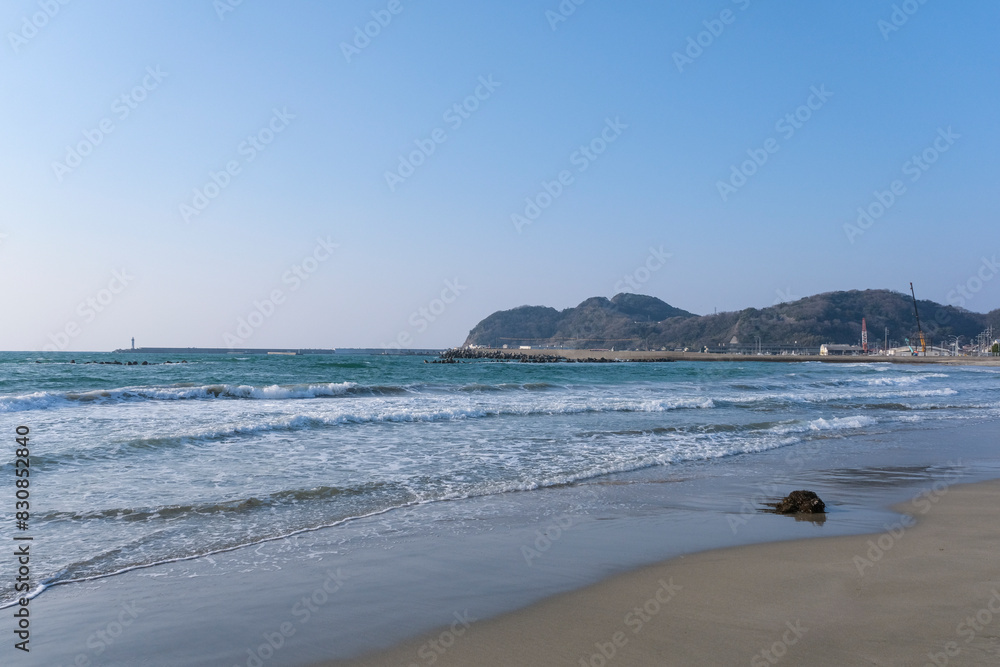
[333,479,1000,666]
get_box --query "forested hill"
[462,290,1000,350]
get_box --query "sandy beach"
[335,479,1000,666]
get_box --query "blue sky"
[1,0,998,351]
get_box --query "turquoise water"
[1,352,998,607]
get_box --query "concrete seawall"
[448,348,1000,366]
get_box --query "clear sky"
[2,0,998,351]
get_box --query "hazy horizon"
[2,1,998,351]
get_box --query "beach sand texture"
[336,480,1000,666]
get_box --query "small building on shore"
[888,345,950,357]
[820,344,864,356]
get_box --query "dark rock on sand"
[773,490,826,514]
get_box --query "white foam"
[862,376,921,386]
[0,391,66,412]
[772,415,877,435]
[0,382,361,411]
[141,395,717,443]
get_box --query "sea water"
[1,351,999,610]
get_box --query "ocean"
[2,351,998,616]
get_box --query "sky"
[1,0,998,351]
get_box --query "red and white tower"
[861,318,869,353]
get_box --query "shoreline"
[330,477,1000,666]
[9,418,999,666]
[446,347,1000,365]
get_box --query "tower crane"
[909,282,927,356]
